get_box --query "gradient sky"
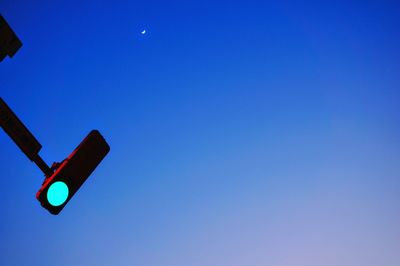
[1,1,400,265]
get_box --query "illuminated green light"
[47,181,69,206]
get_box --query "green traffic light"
[47,181,69,206]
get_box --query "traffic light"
[1,14,110,215]
[0,14,22,62]
[36,130,110,215]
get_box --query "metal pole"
[32,154,53,177]
[0,97,52,177]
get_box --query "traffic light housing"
[36,130,110,215]
[0,14,22,62]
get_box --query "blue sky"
[1,1,400,265]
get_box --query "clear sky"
[1,1,400,265]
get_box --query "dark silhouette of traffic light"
[1,15,111,215]
[36,130,110,215]
[0,14,22,61]
[1,14,110,215]
[1,97,110,215]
